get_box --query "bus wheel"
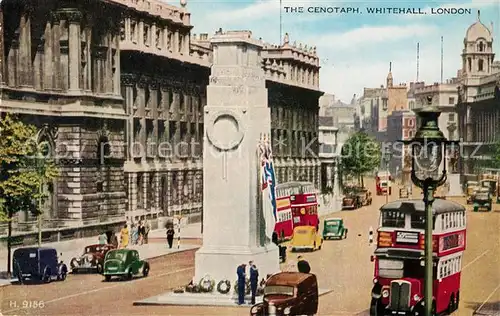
[448,293,455,313]
[369,298,383,316]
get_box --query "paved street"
[0,184,499,315]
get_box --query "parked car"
[13,247,68,283]
[466,181,479,204]
[322,218,348,240]
[102,249,150,281]
[473,187,492,212]
[291,226,322,252]
[250,272,318,316]
[481,179,500,203]
[70,244,115,274]
[342,193,360,210]
[355,187,372,206]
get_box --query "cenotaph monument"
[194,30,280,283]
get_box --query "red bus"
[274,185,294,240]
[370,199,466,316]
[275,182,319,229]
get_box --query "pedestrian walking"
[249,261,259,304]
[236,263,247,305]
[166,227,175,249]
[138,221,146,245]
[98,232,107,245]
[297,255,311,273]
[120,224,129,249]
[144,219,151,244]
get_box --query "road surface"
[1,186,498,315]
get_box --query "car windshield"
[106,251,126,260]
[380,182,388,187]
[296,229,309,234]
[326,221,339,226]
[264,285,294,296]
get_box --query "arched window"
[478,59,484,71]
[479,42,484,52]
[468,58,472,71]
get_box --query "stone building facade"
[1,0,127,237]
[385,110,416,182]
[456,14,500,179]
[0,0,322,237]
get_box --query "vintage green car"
[102,249,150,281]
[473,187,492,212]
[322,218,348,240]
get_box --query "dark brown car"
[342,193,360,210]
[250,272,318,316]
[70,244,115,274]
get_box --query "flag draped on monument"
[259,135,277,240]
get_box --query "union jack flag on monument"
[258,134,277,240]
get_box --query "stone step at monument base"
[133,288,333,307]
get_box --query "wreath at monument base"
[199,275,215,293]
[234,278,251,295]
[185,280,201,293]
[217,280,231,294]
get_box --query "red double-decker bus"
[275,182,319,229]
[274,185,294,240]
[370,199,466,316]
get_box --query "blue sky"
[170,0,500,102]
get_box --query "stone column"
[142,172,149,211]
[187,170,194,204]
[195,32,279,283]
[167,171,173,216]
[34,39,44,90]
[195,170,203,203]
[64,9,82,91]
[177,171,185,207]
[129,173,137,212]
[18,8,33,87]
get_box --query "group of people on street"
[98,220,151,249]
[237,256,311,305]
[236,261,260,305]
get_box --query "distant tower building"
[461,10,494,78]
[387,62,393,88]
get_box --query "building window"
[449,97,455,104]
[448,113,455,121]
[478,59,484,71]
[468,57,472,71]
[479,42,484,52]
[382,99,388,110]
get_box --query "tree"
[0,113,58,276]
[340,131,381,187]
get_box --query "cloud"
[319,33,465,102]
[311,24,437,50]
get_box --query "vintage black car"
[13,247,68,284]
[70,244,115,274]
[250,272,318,316]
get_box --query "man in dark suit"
[297,255,311,273]
[236,263,247,305]
[249,261,259,304]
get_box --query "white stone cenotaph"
[194,31,280,284]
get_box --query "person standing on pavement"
[131,223,138,245]
[297,255,311,273]
[120,224,129,249]
[249,261,259,304]
[166,226,175,249]
[144,219,151,244]
[236,263,247,305]
[138,221,146,245]
[98,232,107,245]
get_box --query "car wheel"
[97,264,103,274]
[58,272,67,281]
[104,275,111,282]
[17,271,24,285]
[143,263,150,277]
[43,270,51,283]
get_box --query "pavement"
[0,222,202,286]
[134,288,334,307]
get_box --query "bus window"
[411,214,425,229]
[381,211,405,228]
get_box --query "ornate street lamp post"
[401,96,458,316]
